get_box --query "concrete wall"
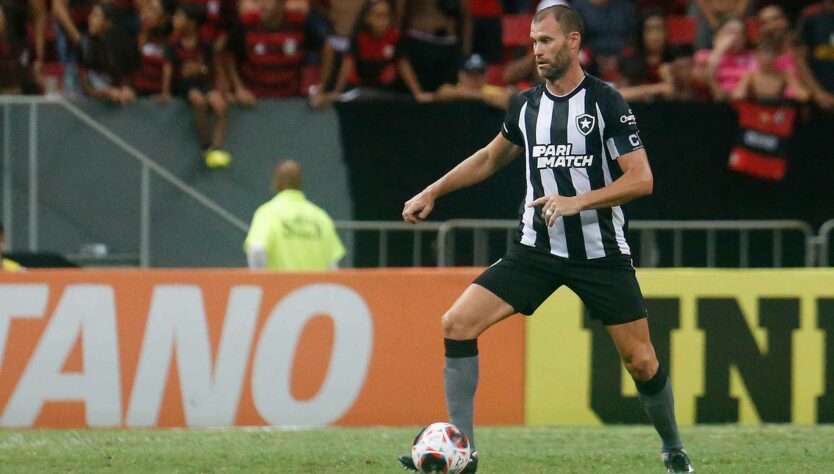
[1,98,352,267]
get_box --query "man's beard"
[538,46,571,82]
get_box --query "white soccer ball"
[410,422,472,473]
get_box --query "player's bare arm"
[530,148,653,226]
[402,134,522,224]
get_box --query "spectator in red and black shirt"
[228,0,327,103]
[162,4,231,168]
[325,0,426,101]
[133,0,169,96]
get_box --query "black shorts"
[474,244,647,325]
[174,79,213,98]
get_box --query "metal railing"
[0,95,248,267]
[818,219,834,267]
[434,219,816,267]
[335,220,442,267]
[629,220,815,268]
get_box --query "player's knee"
[622,346,657,381]
[441,310,476,340]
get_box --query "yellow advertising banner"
[526,269,834,426]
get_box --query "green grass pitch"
[0,425,831,473]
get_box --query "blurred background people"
[52,0,94,95]
[395,0,472,96]
[617,11,675,101]
[732,35,808,102]
[245,160,345,271]
[317,0,428,105]
[572,0,637,82]
[690,0,751,49]
[78,3,139,104]
[133,0,168,97]
[228,0,329,105]
[0,1,36,94]
[435,53,510,108]
[796,0,834,110]
[693,17,752,101]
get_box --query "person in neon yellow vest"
[244,160,345,271]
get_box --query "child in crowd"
[321,0,426,104]
[163,4,231,168]
[78,3,138,104]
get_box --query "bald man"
[244,160,345,270]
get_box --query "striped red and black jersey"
[229,11,310,98]
[165,35,213,84]
[728,99,797,181]
[348,29,401,88]
[133,33,168,94]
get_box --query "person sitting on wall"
[161,4,231,168]
[244,160,345,271]
[0,224,22,272]
[434,53,511,109]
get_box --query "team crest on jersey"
[575,113,596,136]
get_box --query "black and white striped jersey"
[501,74,644,260]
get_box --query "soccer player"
[399,5,694,473]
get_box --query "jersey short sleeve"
[599,86,644,159]
[500,93,525,146]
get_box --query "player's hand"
[528,194,584,226]
[402,189,435,224]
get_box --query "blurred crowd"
[1,0,833,110]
